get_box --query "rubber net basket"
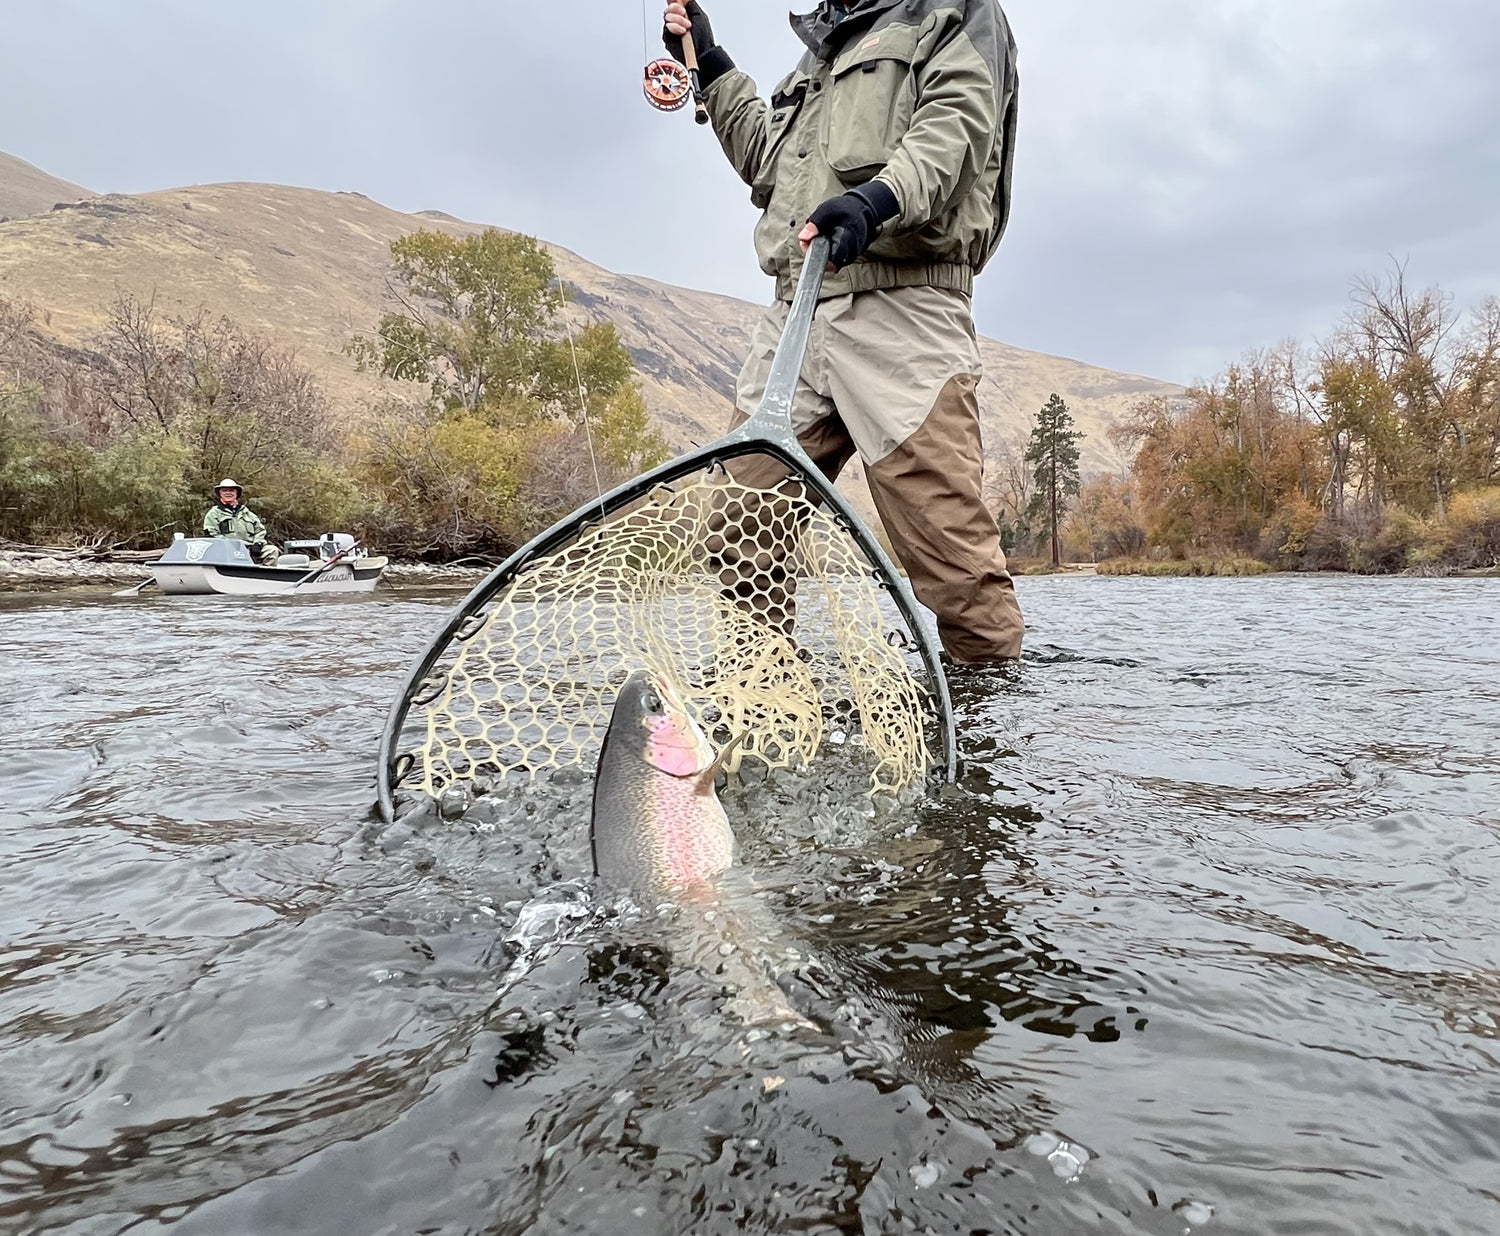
[391,468,933,807]
[379,236,953,820]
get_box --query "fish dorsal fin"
[694,732,747,796]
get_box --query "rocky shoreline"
[8,548,1487,593]
[0,550,489,592]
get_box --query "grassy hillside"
[0,158,1179,475]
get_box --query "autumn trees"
[1111,355,1325,559]
[992,266,1500,573]
[350,229,665,555]
[1,227,666,557]
[1104,268,1500,571]
[1320,271,1499,521]
[1308,272,1500,567]
[0,294,350,545]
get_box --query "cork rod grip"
[681,37,710,125]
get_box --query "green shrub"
[1,395,197,546]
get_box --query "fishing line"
[563,304,607,520]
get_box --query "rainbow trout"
[591,670,738,898]
[591,670,813,1030]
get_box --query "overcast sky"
[2,1,1497,384]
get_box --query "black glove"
[663,2,734,89]
[806,181,900,270]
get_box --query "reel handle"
[681,38,710,125]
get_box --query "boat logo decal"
[185,541,208,562]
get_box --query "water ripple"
[1,577,1497,1233]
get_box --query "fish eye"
[642,689,664,714]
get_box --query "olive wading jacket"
[203,504,269,544]
[704,0,1019,301]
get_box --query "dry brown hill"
[0,156,1178,485]
[0,152,92,223]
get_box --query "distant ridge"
[0,151,92,222]
[0,152,1180,477]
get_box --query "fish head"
[611,670,715,777]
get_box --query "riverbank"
[5,548,1491,593]
[1015,557,1500,579]
[1097,557,1275,577]
[0,550,490,592]
[1010,557,1271,577]
[1093,558,1498,578]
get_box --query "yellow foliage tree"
[350,229,668,555]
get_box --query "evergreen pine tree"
[1024,393,1084,567]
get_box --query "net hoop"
[375,237,956,823]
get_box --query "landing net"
[390,469,933,806]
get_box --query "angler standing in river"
[662,0,1025,663]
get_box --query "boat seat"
[277,554,312,569]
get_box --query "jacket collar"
[790,0,901,57]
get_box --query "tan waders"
[729,285,1025,663]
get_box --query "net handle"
[741,234,841,441]
[695,234,956,794]
[376,235,957,822]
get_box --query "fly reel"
[643,58,692,112]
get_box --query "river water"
[1,576,1496,1235]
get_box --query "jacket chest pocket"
[751,78,809,209]
[823,28,920,182]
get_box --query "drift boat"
[149,534,387,596]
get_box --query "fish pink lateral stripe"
[643,775,733,886]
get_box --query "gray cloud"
[2,0,1497,384]
[989,0,1500,378]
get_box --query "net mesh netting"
[394,470,933,801]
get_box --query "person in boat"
[662,0,1025,662]
[203,479,280,565]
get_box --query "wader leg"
[866,375,1025,662]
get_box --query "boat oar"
[112,576,158,598]
[290,541,362,591]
